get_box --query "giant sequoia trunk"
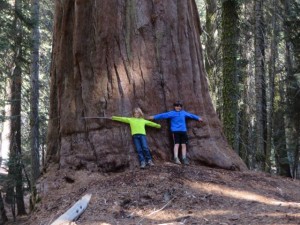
[47,0,247,172]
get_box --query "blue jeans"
[132,134,152,163]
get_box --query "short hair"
[173,101,183,107]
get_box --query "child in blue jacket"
[149,101,203,165]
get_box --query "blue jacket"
[153,110,200,132]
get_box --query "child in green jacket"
[112,107,161,169]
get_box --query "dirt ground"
[7,161,300,225]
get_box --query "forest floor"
[6,161,300,225]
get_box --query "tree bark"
[266,0,279,173]
[274,74,289,176]
[221,0,239,152]
[30,0,40,210]
[283,0,300,178]
[0,79,12,167]
[254,0,267,170]
[239,1,256,169]
[0,191,8,224]
[47,0,247,172]
[6,0,26,215]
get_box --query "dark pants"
[172,131,188,144]
[132,134,152,163]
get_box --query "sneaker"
[140,161,146,169]
[147,160,155,166]
[182,158,189,165]
[174,157,181,165]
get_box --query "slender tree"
[283,0,300,178]
[0,192,8,224]
[0,1,13,168]
[274,73,290,176]
[29,0,40,210]
[265,0,279,172]
[35,0,54,169]
[254,0,267,171]
[0,81,12,168]
[203,0,220,113]
[6,0,26,215]
[221,0,239,152]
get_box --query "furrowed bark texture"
[47,0,247,172]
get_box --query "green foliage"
[197,0,300,173]
[195,0,206,19]
[255,152,266,163]
[0,0,53,206]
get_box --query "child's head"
[133,107,144,118]
[173,101,183,111]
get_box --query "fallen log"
[51,193,92,225]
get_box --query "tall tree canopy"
[46,0,247,172]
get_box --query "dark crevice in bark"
[137,53,146,99]
[116,38,132,84]
[114,63,124,98]
[75,56,87,118]
[106,52,113,99]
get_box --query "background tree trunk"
[204,0,220,113]
[46,0,247,172]
[254,0,267,171]
[0,191,8,224]
[239,1,256,169]
[221,0,239,152]
[30,0,40,210]
[6,0,26,215]
[266,0,279,173]
[0,79,12,167]
[283,0,300,178]
[274,71,289,176]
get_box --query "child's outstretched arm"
[111,116,130,124]
[145,120,161,129]
[149,111,172,120]
[82,116,112,119]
